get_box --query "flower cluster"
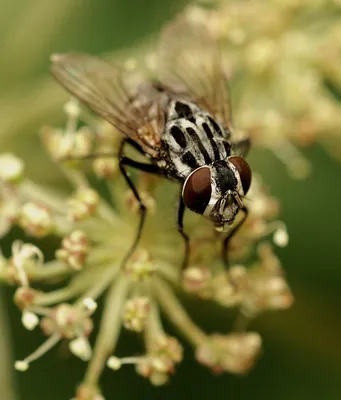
[0,5,307,400]
[0,98,293,398]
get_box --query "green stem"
[84,273,130,386]
[76,263,120,305]
[0,289,18,400]
[153,277,206,347]
[20,180,66,212]
[28,261,71,282]
[144,299,164,351]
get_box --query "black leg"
[222,206,248,268]
[118,141,162,268]
[59,139,161,269]
[120,156,161,174]
[125,138,147,156]
[59,138,146,162]
[177,196,190,271]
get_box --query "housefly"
[50,13,251,271]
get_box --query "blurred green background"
[1,1,341,399]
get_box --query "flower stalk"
[84,274,129,386]
[153,276,206,347]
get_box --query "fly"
[50,13,252,271]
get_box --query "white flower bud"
[15,360,29,371]
[56,230,89,270]
[122,296,150,332]
[68,188,99,221]
[0,153,24,182]
[183,267,211,294]
[19,202,53,237]
[69,336,92,361]
[63,99,81,118]
[92,157,118,179]
[150,371,169,386]
[273,227,289,247]
[22,311,39,330]
[107,356,122,371]
[83,298,97,314]
[151,357,168,373]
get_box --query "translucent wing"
[50,53,164,157]
[231,137,251,158]
[158,12,233,136]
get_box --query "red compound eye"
[229,156,252,194]
[182,167,212,214]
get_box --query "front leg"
[177,195,190,271]
[222,206,249,269]
[118,140,161,268]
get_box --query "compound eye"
[229,156,252,194]
[182,167,212,214]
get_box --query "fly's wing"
[158,11,251,158]
[230,137,251,158]
[50,53,164,158]
[159,13,233,132]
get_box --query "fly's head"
[182,157,251,231]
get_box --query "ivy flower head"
[0,6,304,399]
[0,103,293,398]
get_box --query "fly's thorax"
[167,99,201,121]
[161,99,231,180]
[182,157,252,228]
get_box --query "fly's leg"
[57,139,161,268]
[58,138,146,162]
[222,206,249,268]
[223,204,250,333]
[177,196,190,271]
[118,140,161,268]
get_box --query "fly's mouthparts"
[232,191,244,208]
